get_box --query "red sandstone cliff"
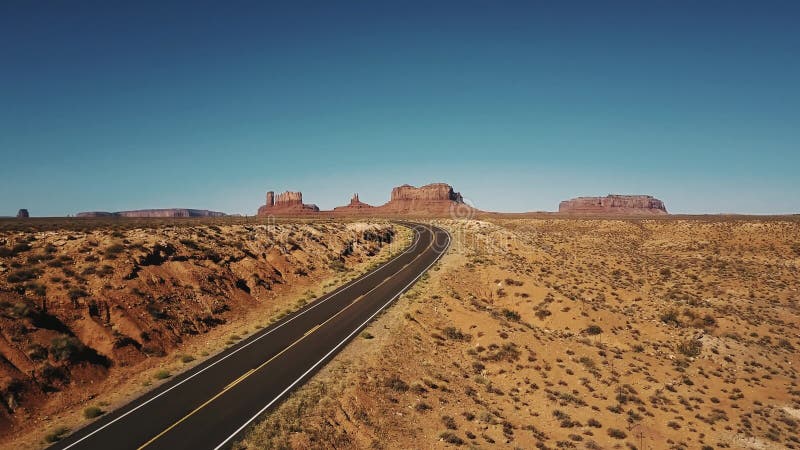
[558,195,668,215]
[378,183,470,214]
[389,183,464,203]
[257,191,320,215]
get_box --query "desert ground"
[0,217,409,449]
[235,217,800,450]
[1,216,799,450]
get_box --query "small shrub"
[44,426,70,443]
[153,369,171,380]
[83,406,104,419]
[443,326,470,341]
[26,343,48,361]
[50,336,86,362]
[180,355,195,363]
[414,401,432,412]
[442,415,458,430]
[11,242,32,254]
[385,375,409,392]
[607,428,627,439]
[660,308,681,326]
[361,331,374,339]
[439,431,464,445]
[7,269,38,283]
[68,287,89,301]
[584,324,603,335]
[500,308,521,322]
[103,243,125,259]
[677,339,702,357]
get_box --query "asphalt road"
[51,222,450,450]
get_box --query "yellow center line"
[137,233,435,449]
[224,369,255,391]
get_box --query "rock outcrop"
[259,183,476,216]
[379,183,470,215]
[333,194,375,212]
[257,191,320,215]
[77,209,226,218]
[558,195,668,215]
[390,183,464,203]
[15,209,29,218]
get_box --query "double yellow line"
[137,227,435,449]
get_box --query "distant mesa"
[378,183,468,214]
[16,209,29,218]
[257,191,320,216]
[258,183,477,216]
[390,183,464,203]
[77,209,227,218]
[558,195,668,215]
[333,193,375,212]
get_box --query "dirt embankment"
[0,220,402,446]
[237,218,800,450]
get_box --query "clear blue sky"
[1,1,798,216]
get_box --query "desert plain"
[0,215,798,450]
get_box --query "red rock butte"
[558,195,668,214]
[333,193,375,212]
[258,183,477,216]
[257,191,320,215]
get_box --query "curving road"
[51,222,450,450]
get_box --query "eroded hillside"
[0,220,402,446]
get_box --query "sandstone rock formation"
[259,183,476,216]
[77,209,226,218]
[379,183,471,215]
[390,183,464,203]
[15,209,29,218]
[558,195,668,215]
[326,183,477,215]
[257,191,320,215]
[333,193,375,212]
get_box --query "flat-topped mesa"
[558,195,668,215]
[379,183,473,215]
[257,190,320,215]
[76,209,226,218]
[333,193,374,212]
[390,183,464,203]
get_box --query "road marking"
[212,228,451,450]
[135,228,440,449]
[59,225,421,450]
[224,369,255,391]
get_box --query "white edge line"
[60,225,421,450]
[213,226,451,450]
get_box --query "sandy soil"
[236,217,800,450]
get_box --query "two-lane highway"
[52,222,450,450]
